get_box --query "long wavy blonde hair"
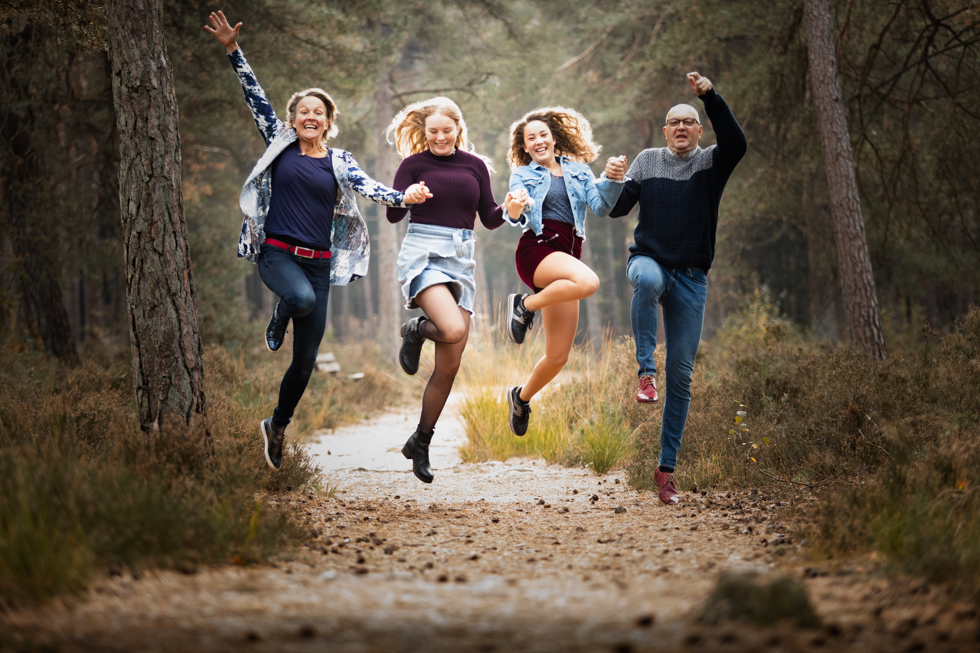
[285,88,339,147]
[386,97,491,170]
[507,107,601,169]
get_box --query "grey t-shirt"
[542,173,575,225]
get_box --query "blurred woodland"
[2,0,979,356]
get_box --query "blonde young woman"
[385,97,522,484]
[206,11,428,470]
[503,108,627,435]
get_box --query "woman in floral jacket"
[206,11,429,471]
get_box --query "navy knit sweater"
[610,89,746,271]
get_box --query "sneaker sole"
[506,294,523,345]
[261,420,278,470]
[636,395,659,404]
[507,388,527,436]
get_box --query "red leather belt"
[264,238,331,259]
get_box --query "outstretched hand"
[403,181,433,205]
[604,155,627,181]
[204,10,242,53]
[687,72,713,96]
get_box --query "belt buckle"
[294,246,315,258]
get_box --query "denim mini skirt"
[397,222,477,314]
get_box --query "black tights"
[417,316,469,434]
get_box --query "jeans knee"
[283,290,316,317]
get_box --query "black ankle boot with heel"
[402,427,434,484]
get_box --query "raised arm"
[688,73,747,181]
[205,10,279,146]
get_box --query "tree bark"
[373,66,402,358]
[803,0,887,360]
[0,23,81,366]
[105,0,208,433]
[602,217,621,334]
[579,233,602,345]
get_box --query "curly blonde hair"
[507,107,601,169]
[285,88,339,146]
[385,96,472,158]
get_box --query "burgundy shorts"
[515,219,583,292]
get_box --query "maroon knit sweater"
[386,149,505,231]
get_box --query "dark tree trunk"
[0,23,81,367]
[105,0,208,433]
[580,234,602,345]
[602,218,621,334]
[373,65,402,358]
[803,0,887,360]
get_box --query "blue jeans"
[627,255,708,471]
[258,244,331,429]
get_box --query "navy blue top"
[610,90,747,271]
[541,173,575,225]
[265,141,337,250]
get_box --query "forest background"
[3,0,980,606]
[4,0,978,354]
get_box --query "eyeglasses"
[665,118,700,128]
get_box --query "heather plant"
[0,335,409,605]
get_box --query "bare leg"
[518,300,579,402]
[522,252,599,313]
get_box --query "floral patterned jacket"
[229,48,406,285]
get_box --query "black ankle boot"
[265,303,289,352]
[399,316,428,375]
[401,427,434,484]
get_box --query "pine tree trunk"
[105,0,208,433]
[602,218,621,334]
[580,234,602,345]
[0,23,80,367]
[803,0,887,360]
[373,67,402,358]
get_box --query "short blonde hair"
[385,96,472,158]
[285,88,339,147]
[507,107,601,169]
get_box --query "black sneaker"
[399,316,427,376]
[507,386,532,436]
[261,418,286,470]
[265,303,289,352]
[506,293,535,344]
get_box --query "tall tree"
[374,61,403,359]
[803,0,887,360]
[0,18,81,366]
[105,0,208,432]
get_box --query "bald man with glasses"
[610,72,747,505]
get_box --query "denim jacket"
[507,157,625,238]
[230,48,406,286]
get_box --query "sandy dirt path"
[4,398,979,652]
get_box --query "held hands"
[403,181,433,205]
[504,189,530,221]
[604,155,627,181]
[204,10,242,53]
[687,72,713,96]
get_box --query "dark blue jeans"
[258,244,331,429]
[627,255,708,471]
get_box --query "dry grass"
[457,325,638,473]
[0,336,410,606]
